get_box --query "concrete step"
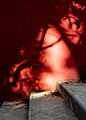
[59,82,86,120]
[0,101,28,120]
[28,91,78,120]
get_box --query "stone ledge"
[28,91,78,120]
[59,82,86,120]
[0,101,28,120]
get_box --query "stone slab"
[0,101,28,120]
[59,82,86,120]
[28,91,78,120]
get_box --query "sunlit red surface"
[10,24,80,99]
[7,1,86,100]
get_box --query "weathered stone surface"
[29,91,78,120]
[59,82,86,120]
[0,101,28,120]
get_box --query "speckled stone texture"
[59,82,86,120]
[0,101,28,120]
[29,91,78,120]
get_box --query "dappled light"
[0,0,86,101]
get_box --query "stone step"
[28,91,78,120]
[59,82,86,120]
[0,101,28,120]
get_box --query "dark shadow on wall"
[0,0,86,102]
[0,0,61,102]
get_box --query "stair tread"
[0,101,28,120]
[29,91,78,120]
[59,82,86,120]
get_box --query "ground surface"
[29,91,78,120]
[0,101,28,120]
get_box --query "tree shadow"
[0,0,86,102]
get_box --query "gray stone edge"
[28,92,33,120]
[28,91,56,120]
[59,84,86,120]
